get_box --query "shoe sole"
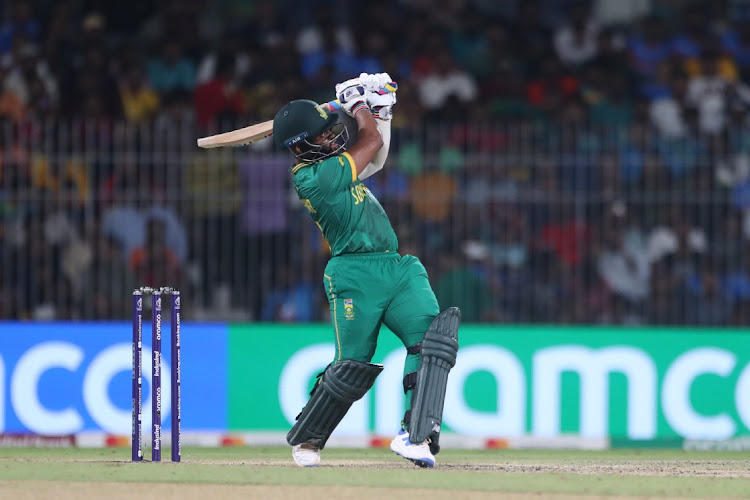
[390,449,434,468]
[293,460,320,467]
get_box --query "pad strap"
[402,342,423,393]
[406,343,421,355]
[402,372,417,394]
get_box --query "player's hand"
[366,89,396,120]
[360,73,397,120]
[335,78,369,117]
[359,72,393,91]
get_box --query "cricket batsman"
[273,73,461,468]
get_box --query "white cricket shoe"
[292,443,320,467]
[390,429,435,468]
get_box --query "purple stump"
[171,290,181,462]
[151,291,162,462]
[132,290,143,462]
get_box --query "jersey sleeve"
[316,152,357,195]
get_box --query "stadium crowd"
[2,0,750,325]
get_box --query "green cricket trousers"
[323,252,440,400]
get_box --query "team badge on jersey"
[344,298,355,320]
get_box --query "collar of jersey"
[290,161,313,174]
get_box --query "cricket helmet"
[273,99,348,162]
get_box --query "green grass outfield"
[1,447,750,499]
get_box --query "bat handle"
[326,82,398,112]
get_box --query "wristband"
[373,105,392,120]
[351,101,369,116]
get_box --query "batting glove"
[359,72,393,91]
[335,78,369,117]
[359,73,397,120]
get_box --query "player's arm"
[357,73,396,179]
[346,109,383,176]
[357,119,390,180]
[335,78,383,177]
[330,74,396,179]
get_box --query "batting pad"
[287,360,383,449]
[408,307,461,452]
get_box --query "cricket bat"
[197,83,397,149]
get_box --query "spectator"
[261,264,315,322]
[147,40,196,94]
[686,49,732,134]
[0,1,40,55]
[508,0,552,73]
[85,231,137,319]
[730,298,750,325]
[449,7,491,77]
[61,45,121,118]
[433,248,493,323]
[599,292,643,325]
[650,68,689,137]
[643,262,684,324]
[185,146,240,298]
[648,206,707,264]
[0,66,24,123]
[119,64,159,123]
[722,243,750,303]
[240,2,286,49]
[193,53,246,128]
[553,0,600,67]
[713,210,746,270]
[139,0,205,57]
[296,4,355,57]
[298,21,357,81]
[527,248,566,322]
[586,69,634,124]
[593,0,650,26]
[143,199,188,265]
[153,89,194,133]
[417,53,478,111]
[195,33,252,86]
[722,24,750,80]
[684,261,733,325]
[351,31,387,76]
[538,199,591,268]
[3,43,57,108]
[596,223,650,303]
[130,217,182,289]
[671,3,710,61]
[525,56,579,114]
[627,16,673,80]
[410,163,457,224]
[237,153,292,318]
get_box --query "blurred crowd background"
[2,0,750,325]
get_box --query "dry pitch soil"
[0,482,722,500]
[2,457,749,500]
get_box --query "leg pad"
[407,307,460,453]
[287,360,383,449]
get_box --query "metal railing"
[1,117,747,325]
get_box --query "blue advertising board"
[0,322,228,434]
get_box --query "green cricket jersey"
[291,151,398,256]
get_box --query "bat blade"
[196,120,273,148]
[197,82,398,149]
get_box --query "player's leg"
[382,257,438,415]
[382,255,450,467]
[288,258,386,466]
[289,359,383,466]
[322,260,386,363]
